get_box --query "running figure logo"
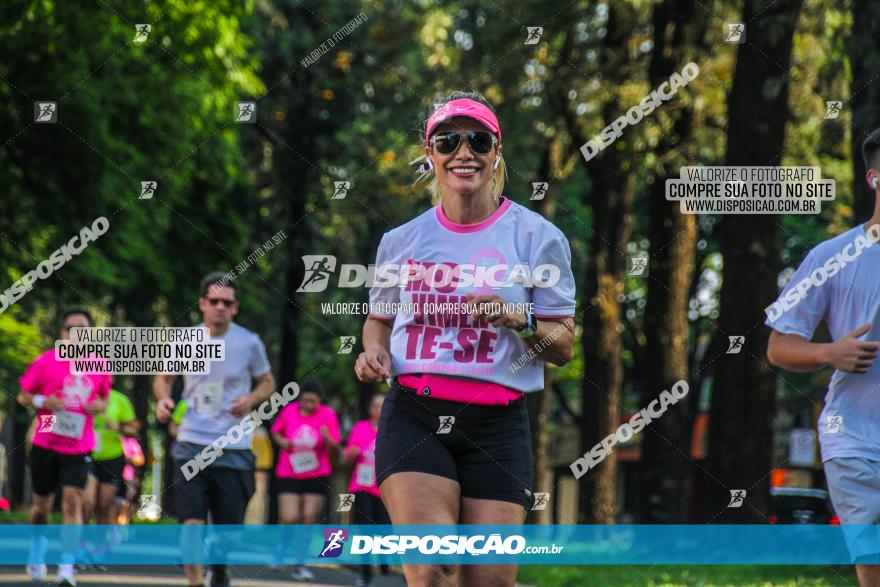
[530,182,549,201]
[133,24,151,43]
[338,336,355,355]
[724,23,745,43]
[337,493,355,512]
[824,415,843,434]
[525,27,543,45]
[628,254,649,277]
[37,415,56,433]
[726,336,744,354]
[318,528,348,558]
[140,181,157,200]
[332,181,350,200]
[236,102,256,123]
[531,492,550,511]
[824,101,843,119]
[297,255,337,292]
[727,489,746,508]
[34,102,57,123]
[137,495,162,520]
[437,416,455,435]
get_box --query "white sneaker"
[57,563,77,586]
[291,565,315,581]
[26,564,46,581]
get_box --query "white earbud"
[872,176,878,189]
[493,156,501,170]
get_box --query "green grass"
[516,565,858,586]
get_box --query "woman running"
[18,308,111,586]
[270,378,341,581]
[355,91,576,587]
[342,393,390,586]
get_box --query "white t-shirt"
[368,196,576,393]
[177,322,272,449]
[765,225,880,462]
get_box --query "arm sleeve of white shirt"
[250,337,272,377]
[530,232,576,318]
[368,233,401,323]
[764,249,830,339]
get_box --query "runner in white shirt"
[154,273,275,587]
[355,91,575,587]
[766,128,880,587]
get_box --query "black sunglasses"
[430,131,498,155]
[206,297,236,308]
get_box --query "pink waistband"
[397,373,523,406]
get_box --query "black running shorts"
[375,379,535,510]
[30,445,90,495]
[172,463,255,523]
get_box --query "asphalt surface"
[0,564,407,586]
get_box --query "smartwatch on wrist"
[516,312,537,338]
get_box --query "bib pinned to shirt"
[290,450,319,473]
[194,382,224,416]
[53,411,86,439]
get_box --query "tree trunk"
[527,148,555,524]
[847,0,880,222]
[562,1,639,524]
[637,0,710,523]
[703,0,804,523]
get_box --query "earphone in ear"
[420,156,434,174]
[493,156,501,170]
[872,176,878,189]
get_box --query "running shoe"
[56,564,76,586]
[207,565,230,587]
[290,565,315,581]
[25,564,46,581]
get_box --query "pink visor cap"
[425,98,502,144]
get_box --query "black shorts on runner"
[91,455,126,488]
[375,378,534,510]
[353,491,390,525]
[277,476,330,496]
[172,463,255,523]
[30,445,90,495]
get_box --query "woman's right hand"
[355,347,391,383]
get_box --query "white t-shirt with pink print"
[368,196,576,394]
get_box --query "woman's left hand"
[466,293,527,331]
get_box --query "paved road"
[0,564,407,586]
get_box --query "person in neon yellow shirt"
[169,400,187,440]
[83,389,140,524]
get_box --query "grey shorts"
[824,457,880,562]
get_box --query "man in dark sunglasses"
[153,273,276,587]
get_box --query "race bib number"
[54,411,86,439]
[194,382,224,416]
[290,450,319,473]
[356,463,375,487]
[93,433,102,453]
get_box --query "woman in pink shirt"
[17,309,111,585]
[270,378,340,581]
[355,92,576,587]
[342,393,390,587]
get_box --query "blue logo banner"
[4,524,873,565]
